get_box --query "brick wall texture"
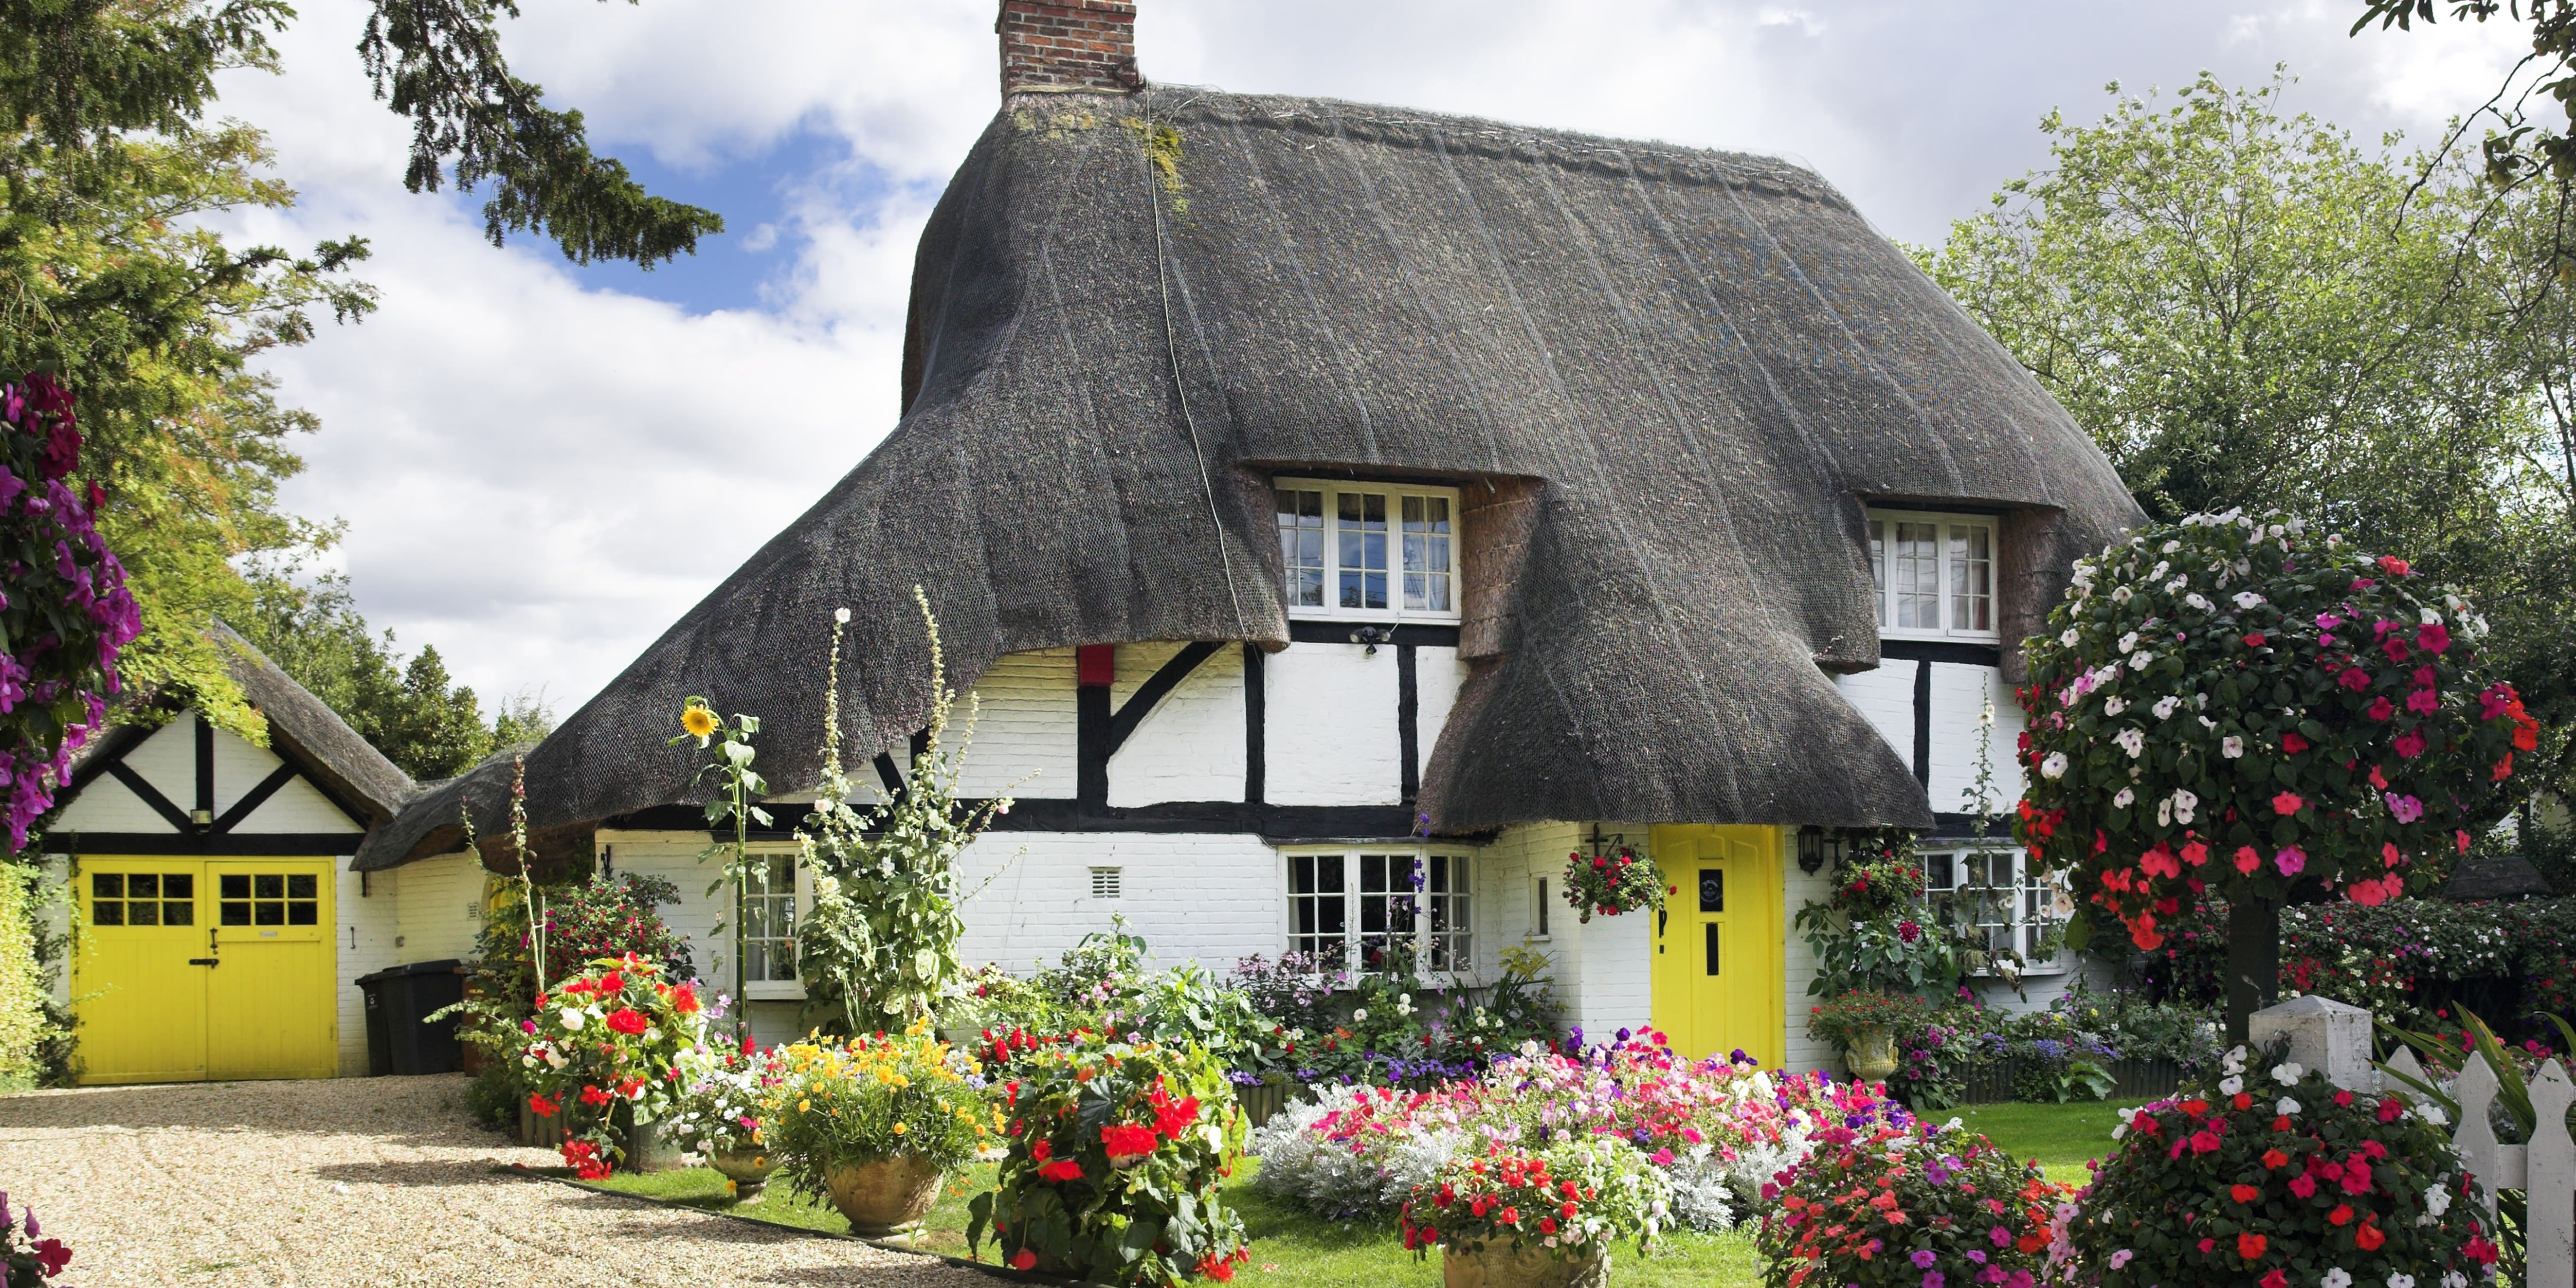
[997,0,1139,96]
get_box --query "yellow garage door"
[1647,826,1784,1070]
[75,858,338,1084]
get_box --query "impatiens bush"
[1755,1117,2070,1288]
[2016,512,2531,956]
[1796,830,1965,996]
[0,373,138,848]
[520,953,711,1177]
[968,1035,1251,1285]
[1398,1137,1669,1264]
[1561,842,1668,922]
[760,1025,997,1200]
[2064,1046,2498,1287]
[669,1038,785,1156]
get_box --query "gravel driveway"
[0,1074,998,1287]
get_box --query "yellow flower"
[893,1122,908,1135]
[681,704,717,739]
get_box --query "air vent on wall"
[1089,867,1123,900]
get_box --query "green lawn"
[584,1102,2127,1285]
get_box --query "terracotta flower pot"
[1442,1241,1607,1288]
[1844,1027,1898,1081]
[825,1156,945,1236]
[709,1144,778,1200]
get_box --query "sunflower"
[681,704,717,739]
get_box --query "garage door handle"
[188,958,218,967]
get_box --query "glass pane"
[1290,855,1314,895]
[91,873,122,899]
[1275,489,1325,609]
[220,874,249,899]
[220,902,251,926]
[1316,855,1343,894]
[128,874,158,899]
[128,900,160,925]
[1402,495,1452,613]
[1314,895,1344,936]
[163,873,193,899]
[286,897,318,924]
[1698,869,1724,913]
[254,901,285,925]
[1870,519,1887,627]
[91,901,122,926]
[1950,523,1993,633]
[1338,492,1388,610]
[287,873,317,900]
[1895,522,1941,628]
[163,901,194,926]
[1926,852,1955,890]
[254,874,284,900]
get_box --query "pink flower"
[2384,793,2424,824]
[2366,696,2393,720]
[2395,729,2428,759]
[2271,791,2304,816]
[2339,668,2371,691]
[2406,686,2441,715]
[2274,847,2306,877]
[2419,622,2452,653]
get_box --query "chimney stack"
[996,1,1143,97]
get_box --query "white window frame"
[1280,846,1478,982]
[740,843,806,1001]
[1273,478,1464,625]
[1920,846,2070,976]
[1865,508,1999,641]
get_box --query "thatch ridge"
[381,85,2142,862]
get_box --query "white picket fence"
[2384,1045,2576,1286]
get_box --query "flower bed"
[1884,995,2221,1111]
[519,954,710,1177]
[1399,1136,1669,1266]
[2064,1046,2499,1286]
[1754,1117,2070,1288]
[1250,1033,1909,1233]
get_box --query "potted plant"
[1754,1116,2068,1288]
[968,1034,1252,1282]
[1560,845,1668,924]
[762,1023,995,1235]
[520,953,711,1177]
[1805,990,1931,1083]
[672,1039,788,1199]
[1400,1138,1669,1288]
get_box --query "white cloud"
[211,0,2525,717]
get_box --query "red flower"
[2260,1272,2286,1288]
[2281,732,2309,754]
[1102,1123,1159,1162]
[2378,555,2412,576]
[2271,791,2304,816]
[2229,1183,2260,1203]
[1010,1250,1038,1271]
[579,1085,614,1107]
[2260,1148,2288,1169]
[2236,1232,2267,1260]
[603,1008,650,1036]
[2355,1221,2385,1251]
[528,1093,560,1118]
[669,984,700,1015]
[1036,1159,1084,1183]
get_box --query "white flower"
[834,606,852,623]
[2219,1074,2244,1095]
[2421,606,2443,625]
[2443,1272,2467,1288]
[2171,789,2198,824]
[2273,1061,2304,1084]
[2131,650,2154,667]
[2115,787,2136,809]
[2110,1121,2128,1140]
[560,1008,585,1031]
[2151,561,2171,580]
[2233,591,2267,611]
[1351,1008,1368,1022]
[2278,1097,2302,1114]
[2112,586,2133,603]
[2388,1275,2415,1288]
[2162,540,2182,553]
[2222,735,2245,758]
[2119,631,2141,653]
[2223,1046,2249,1075]
[2115,727,2145,758]
[2156,799,2171,826]
[2420,1102,2448,1127]
[2152,695,2180,720]
[2165,578,2187,594]
[2104,697,2128,716]
[2324,1270,2352,1288]
[2040,752,2069,780]
[2424,1184,2452,1217]
[2185,592,2213,611]
[2060,628,2079,648]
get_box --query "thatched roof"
[209,621,417,823]
[377,88,2141,862]
[2442,853,2554,902]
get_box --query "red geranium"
[603,1007,649,1036]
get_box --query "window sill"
[1285,610,1464,627]
[744,983,807,1002]
[1877,629,2002,645]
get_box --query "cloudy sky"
[218,0,2524,719]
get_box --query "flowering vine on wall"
[2014,512,2532,956]
[0,375,138,849]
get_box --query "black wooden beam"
[1912,659,1932,790]
[212,763,300,834]
[107,762,194,833]
[1286,621,1460,647]
[1880,639,2004,667]
[193,714,215,819]
[1076,686,1110,809]
[49,831,359,856]
[873,752,906,797]
[1242,644,1265,805]
[1107,641,1222,756]
[1397,642,1419,803]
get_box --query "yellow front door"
[1648,826,1784,1070]
[73,857,337,1083]
[73,860,211,1083]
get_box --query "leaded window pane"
[1951,523,1993,633]
[1894,522,1941,629]
[1402,495,1452,613]
[1338,492,1388,610]
[1276,489,1325,609]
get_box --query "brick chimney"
[996,0,1143,97]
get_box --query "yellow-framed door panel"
[72,858,211,1085]
[205,859,338,1079]
[1647,825,1784,1071]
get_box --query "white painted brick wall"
[1109,645,1245,806]
[337,855,402,1075]
[958,648,1077,800]
[392,852,487,962]
[54,714,362,835]
[1782,853,1834,1074]
[959,831,1283,973]
[1415,647,1465,782]
[1927,662,2026,816]
[1266,644,1401,806]
[51,775,168,834]
[1833,665,1916,778]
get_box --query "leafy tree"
[1918,72,2576,793]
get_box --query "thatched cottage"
[46,0,2140,1082]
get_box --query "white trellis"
[2383,1044,2576,1287]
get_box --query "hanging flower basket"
[1560,846,1668,923]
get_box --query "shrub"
[1796,829,1965,996]
[1560,842,1668,922]
[670,1039,786,1156]
[968,1035,1251,1285]
[760,1027,996,1199]
[1398,1137,1669,1264]
[1887,994,2222,1111]
[520,954,711,1177]
[1756,1117,2069,1288]
[2064,1047,2499,1286]
[1807,990,1936,1052]
[1237,943,1559,1085]
[0,1191,70,1286]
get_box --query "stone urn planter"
[620,1114,686,1174]
[708,1144,779,1200]
[825,1156,945,1236]
[1442,1242,1607,1288]
[1843,1027,1898,1082]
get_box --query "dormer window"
[1274,479,1461,622]
[1866,509,1997,640]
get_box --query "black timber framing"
[105,762,194,833]
[213,763,302,833]
[1879,639,2003,668]
[603,799,1444,844]
[50,831,361,856]
[193,714,215,817]
[1241,644,1265,804]
[1287,621,1459,648]
[1911,660,1931,790]
[1107,642,1222,755]
[1397,643,1419,803]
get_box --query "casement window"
[1273,479,1461,623]
[740,849,802,999]
[1922,848,2069,973]
[1866,509,1998,640]
[1284,848,1474,977]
